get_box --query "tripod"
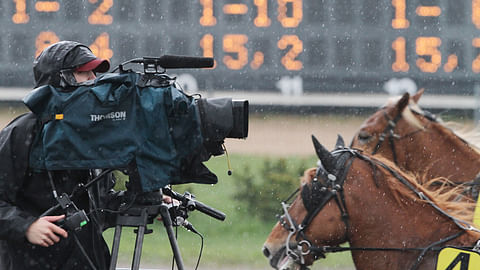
[108,188,226,270]
[109,203,185,270]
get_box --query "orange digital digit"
[415,6,441,17]
[250,51,264,69]
[253,0,271,27]
[277,35,303,70]
[443,54,458,73]
[35,31,60,57]
[223,34,249,70]
[88,0,113,25]
[474,0,480,29]
[223,4,248,15]
[472,38,480,73]
[277,0,302,28]
[89,33,113,60]
[200,34,217,68]
[392,37,409,72]
[416,37,442,73]
[200,0,217,26]
[35,1,60,12]
[392,0,409,29]
[12,0,29,24]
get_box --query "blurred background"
[1,0,479,269]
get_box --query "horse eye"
[357,131,372,142]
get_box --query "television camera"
[29,55,249,270]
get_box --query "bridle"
[277,147,480,270]
[368,106,480,198]
[278,148,354,268]
[369,106,435,165]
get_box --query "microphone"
[154,55,214,69]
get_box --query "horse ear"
[311,135,335,171]
[411,88,424,104]
[335,134,345,149]
[396,92,410,113]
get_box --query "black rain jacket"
[0,112,116,269]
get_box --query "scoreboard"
[2,0,480,95]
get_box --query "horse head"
[264,135,479,269]
[351,92,411,153]
[263,136,351,269]
[350,88,480,185]
[350,90,431,172]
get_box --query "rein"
[371,110,424,165]
[310,231,464,254]
[370,107,480,199]
[279,148,480,270]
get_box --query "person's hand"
[25,215,68,247]
[156,195,179,222]
[162,195,175,204]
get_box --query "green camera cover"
[24,72,208,191]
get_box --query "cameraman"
[0,41,116,269]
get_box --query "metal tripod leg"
[109,207,150,270]
[132,223,146,270]
[109,225,123,270]
[159,204,185,270]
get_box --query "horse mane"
[442,121,480,153]
[302,156,478,233]
[370,155,477,228]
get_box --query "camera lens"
[227,100,248,139]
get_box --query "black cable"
[47,171,100,269]
[193,232,204,270]
[167,217,204,270]
[86,187,102,227]
[41,169,115,217]
[73,232,98,270]
[47,171,59,199]
[180,220,204,270]
[85,183,108,270]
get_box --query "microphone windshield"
[158,55,214,69]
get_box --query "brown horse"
[350,90,480,189]
[263,136,480,270]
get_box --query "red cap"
[75,58,110,73]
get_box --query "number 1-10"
[200,0,303,28]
